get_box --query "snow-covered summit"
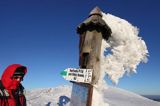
[26,85,160,106]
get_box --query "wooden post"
[70,7,111,106]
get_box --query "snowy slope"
[26,85,160,106]
[103,86,160,106]
[26,85,71,106]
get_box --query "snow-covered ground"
[26,85,160,106]
[26,85,71,106]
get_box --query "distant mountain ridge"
[26,85,160,106]
[142,95,160,102]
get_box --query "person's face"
[12,76,23,82]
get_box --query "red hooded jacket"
[0,64,27,106]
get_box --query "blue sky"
[0,0,159,95]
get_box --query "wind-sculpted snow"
[100,13,149,84]
[26,85,160,106]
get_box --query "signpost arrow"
[60,70,67,77]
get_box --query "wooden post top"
[77,6,112,41]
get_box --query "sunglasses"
[11,76,23,81]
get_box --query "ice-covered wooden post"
[70,7,111,106]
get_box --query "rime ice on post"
[101,13,149,85]
[70,7,111,106]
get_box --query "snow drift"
[26,85,160,106]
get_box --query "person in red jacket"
[0,64,27,106]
